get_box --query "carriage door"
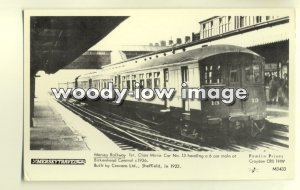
[181,66,189,111]
[229,63,243,113]
[163,68,169,107]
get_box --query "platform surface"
[30,95,120,151]
[266,104,289,126]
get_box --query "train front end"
[225,53,267,138]
[176,46,268,141]
[198,52,267,140]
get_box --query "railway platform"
[266,104,289,126]
[30,95,120,151]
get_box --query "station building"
[97,16,290,105]
[191,16,290,81]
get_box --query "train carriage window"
[83,81,88,89]
[204,64,223,84]
[97,80,100,89]
[164,69,169,82]
[114,76,118,88]
[131,80,136,90]
[117,75,121,88]
[95,81,98,89]
[240,16,245,28]
[122,76,126,88]
[126,75,131,89]
[181,66,189,83]
[139,74,144,88]
[154,72,160,88]
[131,75,136,91]
[245,62,262,83]
[101,80,104,89]
[230,65,239,83]
[146,73,152,88]
[256,16,262,23]
[89,79,92,88]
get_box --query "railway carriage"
[76,73,93,90]
[73,44,267,140]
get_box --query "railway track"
[58,99,289,151]
[220,122,289,152]
[59,100,213,151]
[60,101,157,151]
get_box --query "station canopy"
[30,16,128,75]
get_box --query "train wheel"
[250,120,266,137]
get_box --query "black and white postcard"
[23,9,295,180]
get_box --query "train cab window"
[139,74,144,88]
[146,73,152,88]
[126,75,131,89]
[230,65,239,83]
[122,76,126,88]
[245,63,262,83]
[204,64,223,84]
[154,72,160,88]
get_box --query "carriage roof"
[101,45,262,74]
[77,45,262,81]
